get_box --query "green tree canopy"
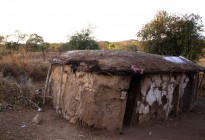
[137,11,205,60]
[67,27,99,50]
[0,35,4,43]
[5,30,26,52]
[26,34,44,51]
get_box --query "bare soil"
[0,97,205,140]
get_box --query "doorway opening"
[123,74,142,126]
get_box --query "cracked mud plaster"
[137,74,189,123]
[49,65,131,131]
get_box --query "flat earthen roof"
[50,50,205,74]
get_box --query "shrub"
[0,72,34,111]
[0,51,49,82]
[137,11,205,61]
[67,27,99,50]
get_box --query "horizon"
[0,0,205,43]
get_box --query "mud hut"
[45,50,205,131]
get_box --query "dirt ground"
[0,97,205,140]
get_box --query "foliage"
[47,43,60,52]
[106,40,140,51]
[0,71,34,110]
[57,42,69,52]
[108,43,116,50]
[4,30,26,52]
[66,28,99,50]
[0,31,50,54]
[26,34,45,51]
[137,11,205,60]
[0,35,4,43]
[14,30,27,42]
[5,41,19,51]
[0,51,49,81]
[97,41,110,50]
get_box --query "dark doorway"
[123,74,142,126]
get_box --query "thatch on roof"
[50,50,205,74]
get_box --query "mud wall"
[48,64,131,131]
[134,73,199,124]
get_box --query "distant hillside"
[97,39,142,51]
[112,39,139,46]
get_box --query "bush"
[137,11,205,61]
[0,50,55,111]
[66,27,99,50]
[0,72,34,110]
[57,43,69,52]
[0,51,49,82]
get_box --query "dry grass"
[197,58,205,67]
[0,50,56,82]
[0,51,59,110]
[197,58,205,96]
[0,72,34,110]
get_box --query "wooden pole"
[165,73,172,121]
[176,73,184,117]
[196,72,205,101]
[43,64,52,105]
[189,72,199,111]
[56,65,64,113]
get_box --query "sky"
[0,0,204,43]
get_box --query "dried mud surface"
[0,97,205,140]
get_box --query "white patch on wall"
[166,77,176,111]
[163,103,168,111]
[141,77,152,98]
[162,75,169,96]
[144,75,165,106]
[137,73,190,123]
[153,75,162,87]
[138,104,150,115]
[144,105,150,114]
[180,74,189,97]
[120,91,127,100]
[146,83,157,106]
[154,88,162,105]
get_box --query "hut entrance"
[123,74,142,126]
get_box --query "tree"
[5,30,26,52]
[0,35,6,56]
[26,34,47,60]
[0,35,4,43]
[5,42,19,51]
[41,42,49,61]
[107,40,139,51]
[137,11,205,61]
[67,27,99,50]
[26,34,44,51]
[14,30,26,43]
[58,43,69,52]
[0,35,5,50]
[108,43,116,50]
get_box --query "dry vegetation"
[0,51,51,81]
[0,51,59,111]
[97,39,141,51]
[197,58,205,96]
[0,72,34,110]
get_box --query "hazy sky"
[0,0,204,43]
